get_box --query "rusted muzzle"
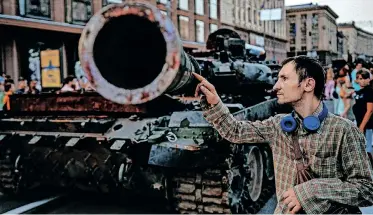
[78,1,199,105]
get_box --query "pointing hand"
[193,72,220,106]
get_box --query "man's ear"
[304,78,316,93]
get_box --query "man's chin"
[276,98,285,104]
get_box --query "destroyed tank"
[0,1,291,213]
[192,28,276,107]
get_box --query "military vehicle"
[0,1,290,214]
[191,28,276,107]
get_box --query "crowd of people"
[323,61,373,154]
[0,74,95,111]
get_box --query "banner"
[41,68,62,88]
[40,49,62,88]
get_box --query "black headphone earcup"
[281,115,297,133]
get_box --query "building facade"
[286,3,338,66]
[220,0,287,63]
[338,22,373,62]
[336,31,348,59]
[0,0,220,88]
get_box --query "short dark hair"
[5,79,14,84]
[63,76,75,85]
[357,70,370,80]
[281,56,325,99]
[4,83,12,92]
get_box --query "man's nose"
[273,80,280,92]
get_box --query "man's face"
[18,80,26,89]
[357,63,363,70]
[273,62,306,104]
[357,74,370,87]
[30,81,37,88]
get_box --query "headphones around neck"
[280,103,328,133]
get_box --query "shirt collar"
[293,102,324,135]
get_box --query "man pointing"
[194,56,373,214]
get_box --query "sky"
[285,0,373,33]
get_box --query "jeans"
[365,129,373,154]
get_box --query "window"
[66,0,92,24]
[179,0,188,10]
[22,0,51,18]
[210,23,218,33]
[209,0,217,19]
[178,16,189,40]
[248,7,251,22]
[103,0,123,6]
[195,0,204,15]
[240,8,244,23]
[195,20,204,43]
[253,9,257,24]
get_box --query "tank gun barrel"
[78,1,200,105]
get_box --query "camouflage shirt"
[201,98,373,214]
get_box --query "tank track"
[171,168,275,214]
[171,169,230,214]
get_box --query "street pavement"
[259,195,373,214]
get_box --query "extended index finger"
[280,191,290,201]
[192,72,205,82]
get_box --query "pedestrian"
[351,61,363,91]
[28,79,40,94]
[323,67,335,114]
[194,56,373,214]
[3,83,14,111]
[335,66,354,120]
[0,77,5,111]
[60,76,76,93]
[323,67,335,100]
[15,77,28,94]
[353,69,373,154]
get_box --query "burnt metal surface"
[8,93,146,114]
[6,93,188,116]
[79,2,199,105]
[168,111,211,128]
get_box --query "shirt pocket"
[310,155,338,178]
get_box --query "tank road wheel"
[228,146,264,214]
[244,146,263,202]
[0,150,26,195]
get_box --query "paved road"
[259,195,373,214]
[2,191,372,214]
